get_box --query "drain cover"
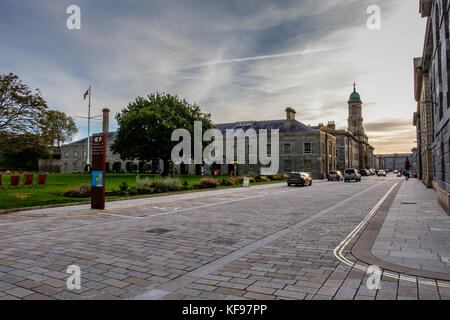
[145,228,171,236]
[401,202,417,205]
[211,238,238,246]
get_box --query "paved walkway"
[1,176,450,300]
[372,179,450,276]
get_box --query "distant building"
[382,153,411,172]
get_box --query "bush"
[259,176,269,182]
[119,182,129,192]
[199,178,219,188]
[193,178,219,189]
[128,186,138,196]
[135,176,155,194]
[150,177,181,193]
[63,184,91,198]
[269,174,285,181]
[220,177,236,186]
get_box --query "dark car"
[328,171,343,181]
[287,172,312,187]
[359,169,370,176]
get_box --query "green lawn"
[0,173,282,211]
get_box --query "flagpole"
[86,85,91,172]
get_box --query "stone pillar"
[102,108,110,134]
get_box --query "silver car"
[344,169,361,182]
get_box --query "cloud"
[365,119,413,132]
[0,0,423,155]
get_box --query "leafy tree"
[111,92,213,175]
[41,110,78,150]
[0,133,49,170]
[0,73,47,134]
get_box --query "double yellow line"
[333,183,450,290]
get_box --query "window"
[73,162,77,170]
[64,162,68,170]
[83,151,87,157]
[74,151,78,158]
[284,144,291,154]
[267,144,271,155]
[65,152,68,158]
[284,160,291,172]
[304,143,312,154]
[304,160,312,171]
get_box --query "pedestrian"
[404,158,410,181]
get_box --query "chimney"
[285,107,296,121]
[327,121,336,131]
[102,108,110,134]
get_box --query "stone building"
[187,108,337,179]
[415,0,450,212]
[414,57,434,187]
[61,132,144,174]
[312,87,375,172]
[61,107,336,178]
[382,153,411,172]
[372,154,385,170]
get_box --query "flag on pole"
[83,88,90,100]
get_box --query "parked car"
[397,172,403,177]
[369,169,376,175]
[377,170,386,177]
[359,169,370,176]
[344,169,361,182]
[393,170,399,174]
[287,172,312,187]
[328,171,343,181]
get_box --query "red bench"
[36,174,47,188]
[9,175,20,189]
[22,174,33,188]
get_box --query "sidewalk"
[371,179,450,277]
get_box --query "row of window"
[284,159,312,172]
[64,151,87,158]
[282,142,312,154]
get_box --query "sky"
[0,0,426,154]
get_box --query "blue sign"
[92,171,103,187]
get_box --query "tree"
[0,73,47,134]
[41,110,78,150]
[0,132,49,170]
[111,92,213,175]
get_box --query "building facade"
[382,153,411,172]
[193,108,337,179]
[60,132,144,174]
[414,57,434,187]
[313,87,375,172]
[417,0,450,212]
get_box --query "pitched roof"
[65,119,317,146]
[66,132,117,146]
[215,120,318,135]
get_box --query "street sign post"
[91,133,106,209]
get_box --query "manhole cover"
[145,228,171,236]
[211,238,238,246]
